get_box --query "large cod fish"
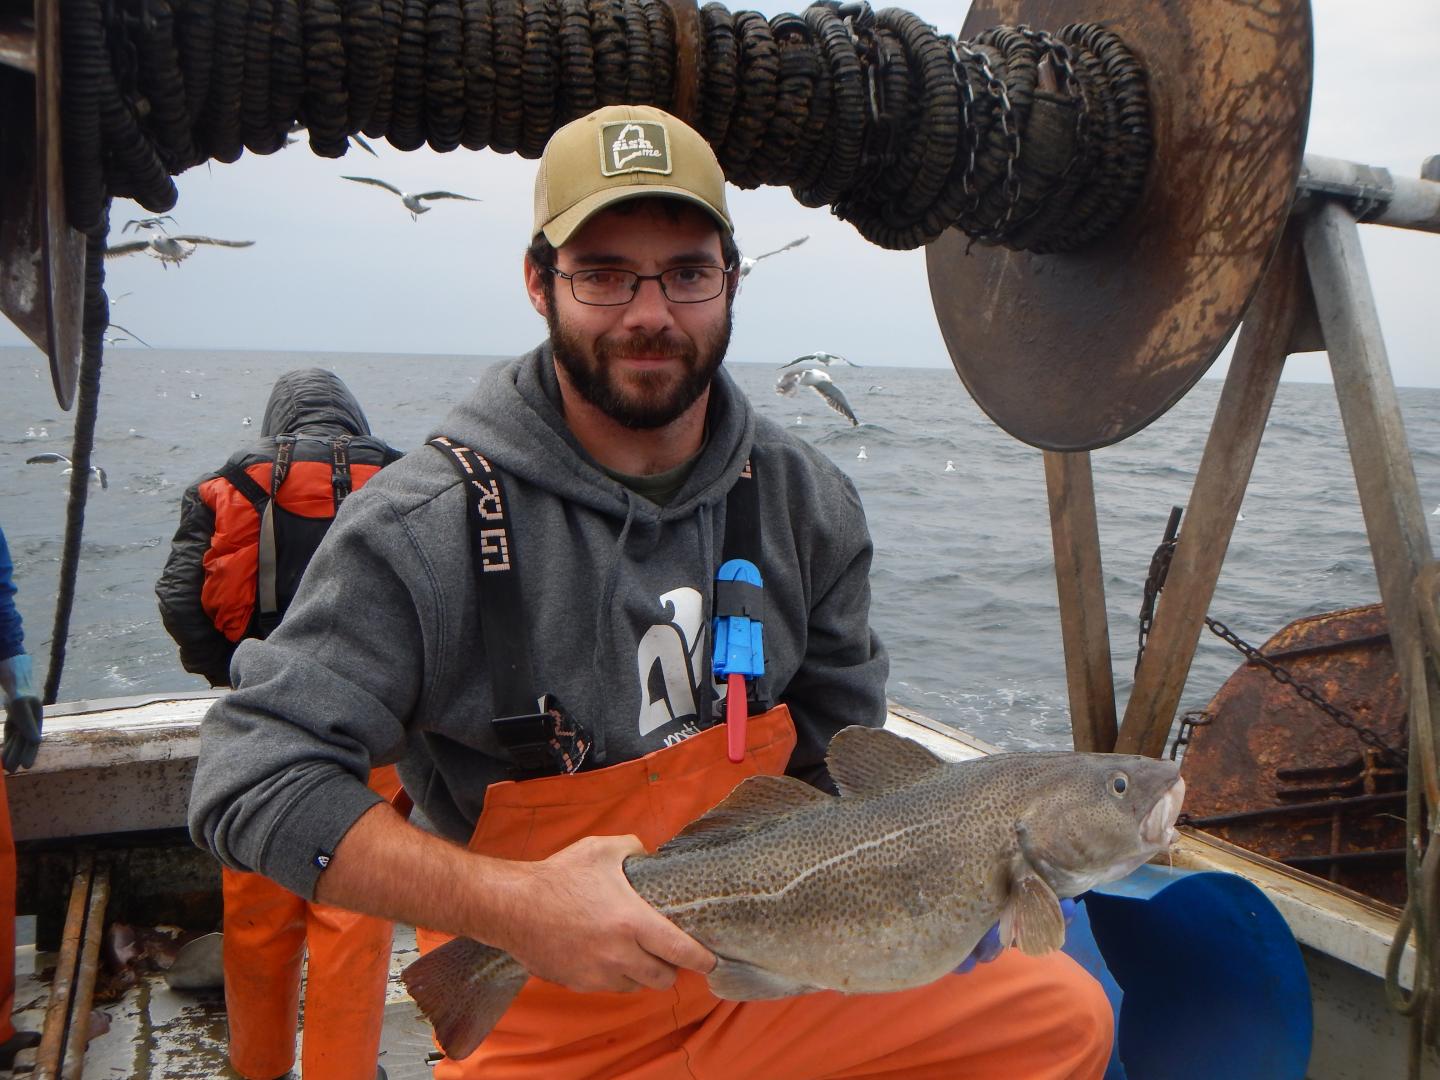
[403,726,1185,1059]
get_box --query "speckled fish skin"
[625,727,1185,998]
[402,726,1185,1058]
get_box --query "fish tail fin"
[402,937,529,1061]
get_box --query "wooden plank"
[1117,233,1304,758]
[1043,450,1118,751]
[1303,201,1440,809]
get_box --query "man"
[160,370,403,1080]
[191,104,1111,1078]
[0,526,43,1067]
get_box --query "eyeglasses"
[549,265,734,306]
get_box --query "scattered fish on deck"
[404,727,1184,1061]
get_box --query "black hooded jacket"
[156,369,402,687]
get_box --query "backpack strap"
[252,438,298,636]
[218,462,280,636]
[330,436,354,509]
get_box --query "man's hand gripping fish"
[402,726,1186,1059]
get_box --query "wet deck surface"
[8,927,437,1079]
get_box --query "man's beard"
[548,301,732,430]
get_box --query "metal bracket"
[1297,159,1395,223]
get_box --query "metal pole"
[1299,155,1440,235]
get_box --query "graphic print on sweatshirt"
[635,585,717,744]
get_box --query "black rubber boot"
[0,1030,41,1070]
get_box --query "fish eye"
[1110,775,1128,796]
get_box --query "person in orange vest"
[0,525,42,1069]
[158,370,403,1080]
[190,108,1113,1079]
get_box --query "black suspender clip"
[491,692,592,779]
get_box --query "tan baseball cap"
[533,105,733,246]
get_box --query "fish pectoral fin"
[999,871,1067,957]
[707,957,817,1001]
[402,937,529,1061]
[826,726,947,798]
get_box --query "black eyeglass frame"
[548,264,737,306]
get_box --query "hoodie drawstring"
[589,492,642,763]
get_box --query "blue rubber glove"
[953,897,1078,974]
[0,653,43,774]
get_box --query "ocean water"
[4,344,1440,752]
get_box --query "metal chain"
[947,41,981,214]
[1201,616,1408,765]
[954,40,1023,239]
[1137,516,1408,766]
[1016,26,1090,185]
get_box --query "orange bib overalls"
[224,764,402,1080]
[417,707,1112,1080]
[0,771,16,1046]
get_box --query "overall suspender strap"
[427,437,536,719]
[428,437,591,777]
[722,457,760,563]
[719,456,769,713]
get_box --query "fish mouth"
[1140,776,1186,848]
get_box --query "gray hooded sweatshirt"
[189,345,888,898]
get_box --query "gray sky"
[3,0,1436,387]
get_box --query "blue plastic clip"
[713,558,764,762]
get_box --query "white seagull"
[122,215,176,234]
[775,368,859,426]
[738,235,809,279]
[105,235,255,267]
[286,123,378,157]
[341,176,481,220]
[26,452,108,489]
[105,322,153,347]
[779,350,862,370]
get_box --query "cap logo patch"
[599,121,671,176]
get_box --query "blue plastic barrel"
[1071,864,1312,1080]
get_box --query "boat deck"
[12,925,435,1079]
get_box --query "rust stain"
[928,0,1313,451]
[1180,604,1410,908]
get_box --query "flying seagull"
[285,123,378,157]
[738,235,809,279]
[105,322,153,347]
[775,368,859,426]
[26,452,108,489]
[778,350,861,370]
[341,176,481,220]
[122,215,176,234]
[105,235,256,268]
